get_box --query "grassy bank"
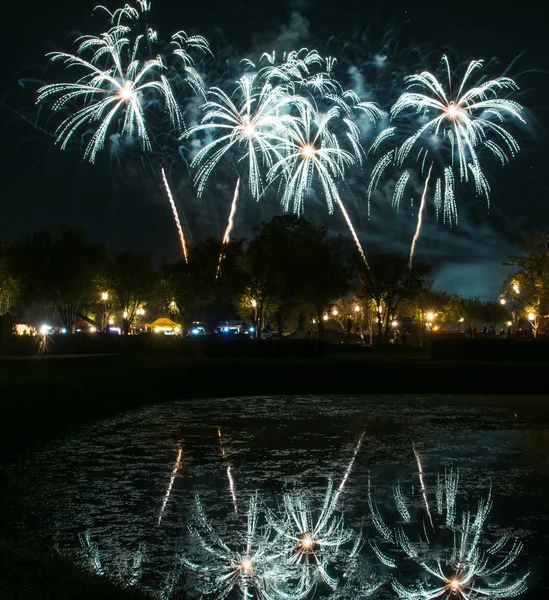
[0,540,155,600]
[1,350,549,461]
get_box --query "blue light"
[191,328,200,335]
[249,326,255,332]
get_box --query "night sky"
[1,0,547,299]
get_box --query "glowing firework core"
[241,119,256,138]
[116,82,135,102]
[445,102,462,120]
[448,576,465,596]
[300,143,316,159]
[298,532,317,553]
[239,558,253,574]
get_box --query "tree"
[165,239,244,332]
[356,253,431,344]
[243,215,352,339]
[107,252,158,335]
[0,251,22,316]
[502,233,549,337]
[404,289,462,345]
[11,227,105,331]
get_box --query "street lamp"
[332,308,338,316]
[528,312,535,321]
[513,284,520,294]
[100,291,109,332]
[499,298,506,305]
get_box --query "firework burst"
[368,55,525,264]
[368,469,529,599]
[37,1,210,163]
[183,494,288,600]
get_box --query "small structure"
[145,317,182,335]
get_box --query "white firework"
[183,494,288,600]
[368,55,525,264]
[185,73,300,201]
[268,102,354,215]
[37,1,210,162]
[369,469,530,599]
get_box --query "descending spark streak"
[335,195,368,266]
[408,162,433,268]
[336,430,366,501]
[158,442,183,525]
[216,178,240,279]
[227,465,238,515]
[218,427,238,514]
[412,441,434,531]
[161,168,188,263]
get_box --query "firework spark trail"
[335,195,368,266]
[335,430,366,504]
[408,162,433,268]
[216,178,240,279]
[218,427,238,514]
[161,167,188,263]
[158,442,183,525]
[412,441,434,531]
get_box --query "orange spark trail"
[162,167,188,263]
[216,178,240,279]
[409,163,433,268]
[336,195,368,266]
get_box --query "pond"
[2,394,548,599]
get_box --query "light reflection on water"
[2,394,548,598]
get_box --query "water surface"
[2,394,548,599]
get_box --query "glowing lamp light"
[101,292,109,301]
[377,305,383,314]
[39,325,51,335]
[499,298,506,305]
[507,321,513,326]
[90,326,97,333]
[354,305,360,312]
[251,299,257,308]
[109,318,114,325]
[322,314,329,321]
[459,317,465,322]
[449,578,461,592]
[123,311,128,319]
[391,320,398,327]
[433,325,439,331]
[513,284,520,294]
[528,312,535,321]
[426,312,435,322]
[170,300,176,307]
[332,309,338,316]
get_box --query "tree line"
[0,217,547,341]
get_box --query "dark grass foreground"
[0,541,155,600]
[1,338,549,461]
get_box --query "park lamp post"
[250,299,258,338]
[100,291,109,333]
